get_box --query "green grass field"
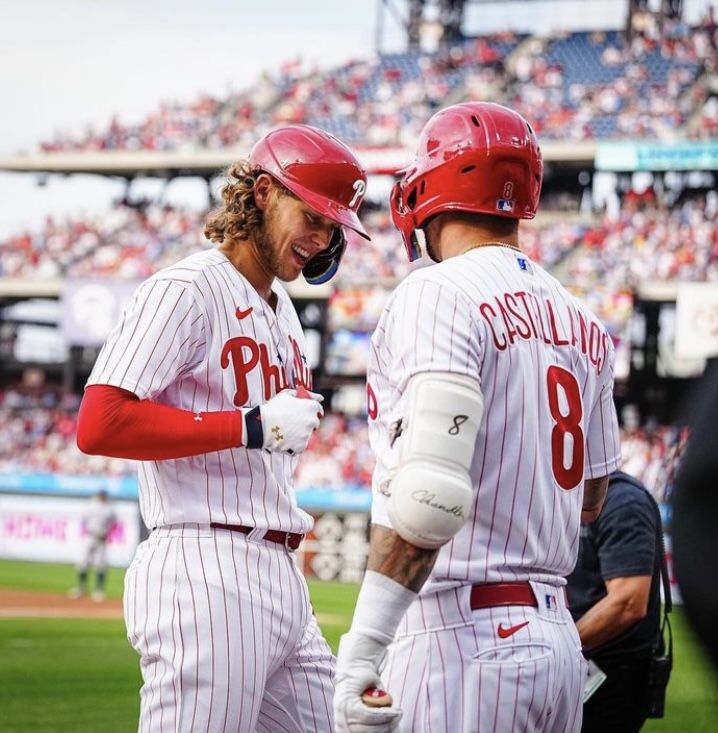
[1,559,716,732]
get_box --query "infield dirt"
[0,589,123,619]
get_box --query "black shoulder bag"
[645,492,673,719]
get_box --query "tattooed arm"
[367,524,439,592]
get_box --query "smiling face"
[254,177,339,282]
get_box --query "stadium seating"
[35,20,718,152]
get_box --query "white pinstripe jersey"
[87,249,315,533]
[368,247,621,588]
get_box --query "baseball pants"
[381,581,585,733]
[124,524,334,733]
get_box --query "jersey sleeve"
[86,277,205,400]
[382,277,482,380]
[369,276,482,529]
[584,335,622,479]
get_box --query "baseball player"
[334,103,622,733]
[76,124,369,732]
[68,489,117,601]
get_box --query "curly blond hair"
[204,161,264,244]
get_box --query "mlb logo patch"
[545,594,558,611]
[496,199,514,213]
[515,256,533,275]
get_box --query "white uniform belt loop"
[244,527,266,543]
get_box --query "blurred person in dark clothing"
[567,470,665,732]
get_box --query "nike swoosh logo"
[235,306,254,320]
[497,621,530,639]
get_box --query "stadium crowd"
[566,192,718,290]
[562,191,718,349]
[34,14,718,153]
[0,203,205,280]
[0,388,130,478]
[2,195,716,287]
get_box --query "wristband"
[349,570,417,645]
[244,406,264,449]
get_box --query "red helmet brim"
[289,179,371,240]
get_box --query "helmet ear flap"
[302,228,346,285]
[390,180,422,261]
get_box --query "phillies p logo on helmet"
[349,179,367,210]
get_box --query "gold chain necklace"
[461,241,521,255]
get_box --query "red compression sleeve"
[77,385,244,460]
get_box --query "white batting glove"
[334,631,402,733]
[244,389,323,455]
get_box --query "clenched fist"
[244,388,324,455]
[334,631,402,733]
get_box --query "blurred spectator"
[566,469,668,732]
[620,419,688,502]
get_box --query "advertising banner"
[0,495,140,567]
[675,282,718,359]
[596,141,718,171]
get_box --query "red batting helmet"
[390,102,543,261]
[250,125,370,284]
